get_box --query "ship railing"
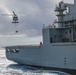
[43,24,55,29]
[55,6,66,11]
[52,42,76,46]
[18,45,41,48]
[64,13,76,21]
[5,43,43,48]
[55,15,76,23]
[55,6,60,11]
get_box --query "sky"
[0,0,74,47]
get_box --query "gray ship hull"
[5,43,76,74]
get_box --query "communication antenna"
[2,11,19,33]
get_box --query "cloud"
[0,35,42,47]
[0,0,73,46]
[0,0,55,35]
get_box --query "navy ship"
[5,0,76,74]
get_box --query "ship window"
[50,37,53,43]
[16,49,19,53]
[65,25,68,27]
[10,49,19,53]
[70,21,73,24]
[65,22,68,24]
[75,27,76,30]
[10,49,14,53]
[6,49,10,52]
[69,30,71,34]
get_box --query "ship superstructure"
[5,0,76,74]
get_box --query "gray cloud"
[0,0,55,35]
[0,0,57,46]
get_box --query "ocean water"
[0,49,70,75]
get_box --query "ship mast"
[55,1,67,28]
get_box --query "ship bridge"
[55,0,76,28]
[42,0,76,44]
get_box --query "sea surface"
[0,49,70,75]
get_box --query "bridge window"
[50,37,53,43]
[69,30,71,34]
